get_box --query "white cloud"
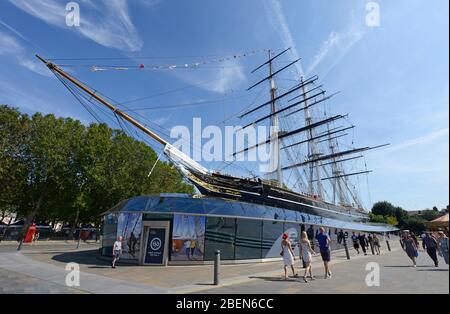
[8,0,143,52]
[0,31,24,55]
[17,58,53,78]
[386,128,449,152]
[0,30,52,77]
[262,0,305,77]
[152,115,172,126]
[209,65,246,94]
[170,62,247,95]
[307,28,365,77]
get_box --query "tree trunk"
[69,207,80,240]
[17,194,44,250]
[20,194,44,237]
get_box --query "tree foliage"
[0,105,194,232]
[370,201,427,233]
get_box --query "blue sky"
[0,0,448,211]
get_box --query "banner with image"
[117,213,142,260]
[171,214,206,261]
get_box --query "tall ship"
[36,49,387,224]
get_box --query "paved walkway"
[0,240,448,294]
[199,248,449,294]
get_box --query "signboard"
[144,228,166,265]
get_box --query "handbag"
[414,249,419,258]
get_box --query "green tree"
[0,106,29,217]
[371,201,396,217]
[369,213,387,224]
[403,216,426,234]
[0,105,194,241]
[386,216,399,226]
[419,209,441,222]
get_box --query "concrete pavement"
[199,248,449,294]
[0,240,448,294]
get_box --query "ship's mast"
[268,50,283,188]
[300,77,323,198]
[325,122,345,205]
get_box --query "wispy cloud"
[0,30,24,55]
[209,65,246,94]
[170,62,247,95]
[262,0,304,77]
[8,0,143,52]
[0,30,52,77]
[0,79,51,113]
[152,114,172,126]
[307,28,365,77]
[386,128,449,153]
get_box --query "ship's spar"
[35,54,210,177]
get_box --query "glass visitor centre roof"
[106,194,398,233]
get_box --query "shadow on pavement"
[51,249,136,267]
[383,265,429,268]
[417,269,449,272]
[248,276,300,282]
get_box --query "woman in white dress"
[281,233,298,279]
[299,231,316,282]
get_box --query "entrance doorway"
[139,221,170,266]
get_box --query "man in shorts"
[316,227,332,279]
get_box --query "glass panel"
[204,217,236,261]
[262,220,284,258]
[303,225,319,252]
[121,196,148,212]
[102,213,118,256]
[283,222,300,256]
[235,219,262,260]
[142,213,173,221]
[171,215,206,262]
[116,213,142,260]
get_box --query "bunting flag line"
[81,49,269,72]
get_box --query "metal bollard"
[17,239,24,251]
[343,238,350,260]
[214,250,220,285]
[76,228,83,249]
[386,240,391,252]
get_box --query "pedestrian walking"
[316,227,332,279]
[184,239,191,260]
[372,234,381,255]
[437,231,449,265]
[337,230,344,245]
[403,233,418,267]
[422,232,439,267]
[281,233,298,280]
[112,236,123,268]
[351,232,360,254]
[411,233,420,248]
[358,233,367,255]
[190,239,197,259]
[299,231,316,283]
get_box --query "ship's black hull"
[184,170,369,223]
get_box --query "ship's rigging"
[36,48,389,221]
